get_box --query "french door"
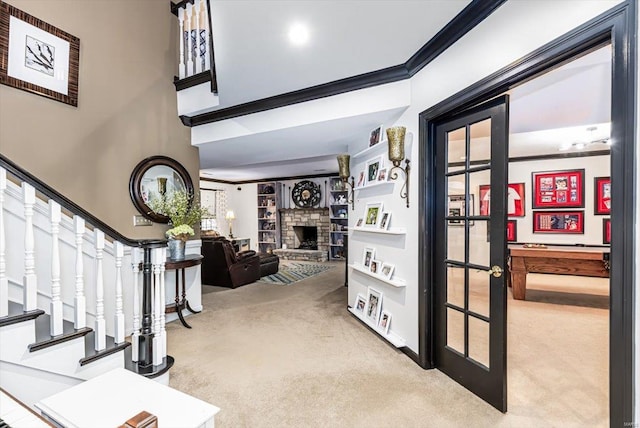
[433,95,509,412]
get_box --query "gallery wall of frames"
[447,155,611,262]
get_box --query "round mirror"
[129,156,194,223]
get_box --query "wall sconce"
[386,126,410,208]
[336,154,355,210]
[225,210,236,238]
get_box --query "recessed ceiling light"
[288,22,309,46]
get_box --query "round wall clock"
[292,180,322,208]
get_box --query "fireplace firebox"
[293,226,318,250]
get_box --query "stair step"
[124,345,175,379]
[0,301,44,328]
[80,332,131,367]
[29,312,92,352]
[173,70,212,91]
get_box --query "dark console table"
[165,254,203,328]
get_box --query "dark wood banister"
[0,153,166,373]
[170,0,217,93]
[0,153,163,248]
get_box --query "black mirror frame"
[129,155,194,223]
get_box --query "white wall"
[348,0,623,355]
[636,4,640,422]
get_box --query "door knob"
[488,265,503,277]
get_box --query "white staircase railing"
[176,0,211,80]
[0,163,171,376]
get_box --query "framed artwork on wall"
[532,210,584,234]
[0,2,80,106]
[479,183,525,217]
[448,194,474,226]
[363,201,383,227]
[594,176,611,215]
[532,169,585,209]
[364,156,384,185]
[603,218,611,244]
[369,125,384,147]
[365,287,383,325]
[507,220,517,242]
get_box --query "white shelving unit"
[347,307,406,348]
[351,226,407,235]
[329,177,348,260]
[353,139,387,159]
[349,263,407,288]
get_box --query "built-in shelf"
[331,231,347,234]
[350,226,407,235]
[347,307,405,348]
[355,181,394,191]
[349,263,406,288]
[258,218,276,220]
[353,140,388,159]
[330,216,349,220]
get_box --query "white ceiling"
[199,2,611,182]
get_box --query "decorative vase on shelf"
[168,239,186,261]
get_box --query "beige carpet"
[166,262,608,428]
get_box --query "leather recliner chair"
[201,237,260,288]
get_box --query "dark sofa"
[201,237,260,288]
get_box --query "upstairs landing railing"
[0,154,171,373]
[171,0,217,93]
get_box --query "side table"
[165,254,203,328]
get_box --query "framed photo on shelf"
[365,156,384,185]
[379,212,391,230]
[378,310,391,334]
[479,183,525,216]
[380,262,395,280]
[354,294,367,314]
[594,176,611,215]
[363,201,383,227]
[356,170,365,188]
[377,167,388,182]
[365,287,383,325]
[507,220,517,242]
[603,218,611,244]
[0,2,80,106]
[362,247,375,268]
[532,169,585,208]
[369,125,383,147]
[448,194,474,226]
[533,210,584,234]
[370,259,381,275]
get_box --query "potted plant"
[148,190,209,260]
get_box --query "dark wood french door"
[433,95,509,412]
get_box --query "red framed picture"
[532,169,584,208]
[533,210,584,234]
[507,220,517,242]
[603,218,611,244]
[594,176,611,215]
[479,183,525,217]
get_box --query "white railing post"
[94,230,106,350]
[159,247,167,360]
[152,247,162,365]
[185,3,194,77]
[0,168,7,318]
[22,183,37,311]
[49,201,63,336]
[194,0,203,74]
[73,216,86,329]
[114,242,125,344]
[131,247,141,362]
[178,6,186,79]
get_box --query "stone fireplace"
[275,208,330,262]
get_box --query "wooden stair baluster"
[131,247,141,362]
[152,247,162,366]
[50,201,63,336]
[0,168,7,318]
[22,183,37,311]
[115,242,125,344]
[94,230,106,350]
[73,216,86,329]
